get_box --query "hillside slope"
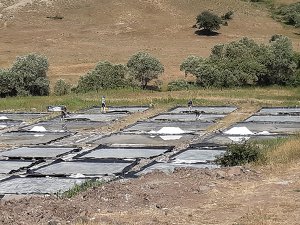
[0,0,299,83]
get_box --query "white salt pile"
[160,135,182,140]
[256,131,271,135]
[0,125,7,129]
[0,116,8,120]
[30,126,47,132]
[225,127,253,135]
[150,127,186,135]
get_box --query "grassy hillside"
[0,0,299,85]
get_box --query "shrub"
[221,11,234,20]
[0,70,17,97]
[10,53,50,96]
[215,142,261,167]
[180,36,298,88]
[167,80,192,91]
[274,2,300,27]
[76,61,127,92]
[196,11,222,32]
[54,79,71,96]
[127,52,164,89]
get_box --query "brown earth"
[1,164,300,225]
[0,0,299,85]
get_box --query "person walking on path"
[101,96,106,113]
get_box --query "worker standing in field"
[188,99,193,112]
[101,96,106,113]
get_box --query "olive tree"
[10,53,50,96]
[196,11,222,33]
[0,70,17,97]
[127,52,164,89]
[76,61,127,92]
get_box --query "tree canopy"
[180,36,299,88]
[196,11,222,32]
[127,52,164,89]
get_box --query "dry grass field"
[0,0,299,85]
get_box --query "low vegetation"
[58,179,104,198]
[181,35,300,88]
[274,2,300,28]
[0,54,50,97]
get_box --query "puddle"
[0,177,86,194]
[0,146,81,159]
[76,147,172,160]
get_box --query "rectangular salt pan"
[79,148,169,159]
[246,115,300,123]
[169,106,237,114]
[92,134,195,147]
[35,161,133,176]
[0,113,48,122]
[24,120,106,132]
[151,114,225,122]
[1,147,78,159]
[172,149,226,163]
[65,113,126,122]
[257,107,300,115]
[0,177,86,194]
[0,132,70,145]
[123,121,213,133]
[81,106,149,114]
[0,160,34,174]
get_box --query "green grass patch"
[57,179,105,199]
[0,86,299,112]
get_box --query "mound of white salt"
[160,135,182,140]
[225,127,253,135]
[0,116,8,120]
[156,127,186,134]
[30,126,47,132]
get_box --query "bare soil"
[1,164,300,225]
[0,0,299,84]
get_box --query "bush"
[127,52,164,89]
[167,80,192,91]
[196,11,222,32]
[10,53,50,96]
[180,36,298,88]
[274,2,300,27]
[76,61,127,92]
[221,11,234,20]
[215,142,261,167]
[0,53,50,98]
[54,79,71,96]
[0,70,17,97]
